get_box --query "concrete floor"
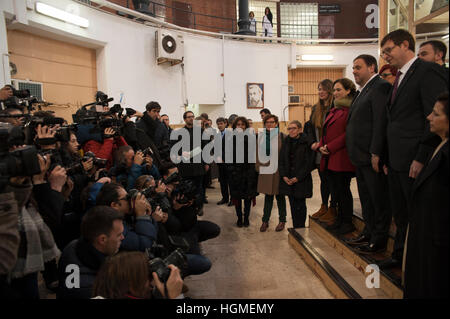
[183,170,359,299]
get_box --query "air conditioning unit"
[11,79,43,101]
[289,95,300,105]
[156,29,184,66]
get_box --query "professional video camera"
[146,247,188,283]
[0,123,41,190]
[0,86,42,113]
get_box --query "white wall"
[1,0,385,125]
[295,44,380,81]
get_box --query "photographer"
[80,123,128,170]
[112,145,160,190]
[92,251,184,299]
[95,182,161,252]
[5,169,60,299]
[0,107,24,127]
[57,206,124,299]
[161,163,220,256]
[135,102,168,165]
[0,85,13,100]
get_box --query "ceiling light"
[442,34,449,40]
[36,2,89,28]
[300,54,334,61]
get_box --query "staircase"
[288,203,404,299]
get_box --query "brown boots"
[318,207,337,225]
[311,204,328,220]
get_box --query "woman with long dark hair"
[228,117,258,227]
[262,7,273,37]
[315,78,356,235]
[307,79,337,223]
[404,92,449,299]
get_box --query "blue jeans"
[185,254,212,276]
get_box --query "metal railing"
[82,0,447,44]
[108,0,373,39]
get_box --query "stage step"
[309,218,403,299]
[288,228,388,299]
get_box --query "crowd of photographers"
[0,87,220,299]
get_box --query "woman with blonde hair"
[308,79,337,222]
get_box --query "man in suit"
[345,55,392,253]
[378,29,448,269]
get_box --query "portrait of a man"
[247,83,264,108]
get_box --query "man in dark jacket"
[378,29,448,269]
[172,111,209,215]
[136,101,170,159]
[57,206,124,299]
[345,54,392,253]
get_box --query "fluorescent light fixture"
[442,34,449,40]
[36,2,89,28]
[301,54,334,61]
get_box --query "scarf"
[333,96,353,109]
[9,186,60,279]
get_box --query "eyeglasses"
[185,116,194,119]
[287,127,298,130]
[380,73,392,78]
[380,45,397,57]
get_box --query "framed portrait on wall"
[247,83,264,108]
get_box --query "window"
[280,3,318,39]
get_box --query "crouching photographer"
[110,145,160,190]
[92,251,184,299]
[160,163,221,257]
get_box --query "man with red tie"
[377,29,448,269]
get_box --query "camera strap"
[36,137,57,145]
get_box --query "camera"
[162,171,180,185]
[172,179,197,204]
[82,151,107,168]
[0,123,41,189]
[146,248,188,283]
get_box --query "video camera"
[0,123,41,190]
[0,86,42,113]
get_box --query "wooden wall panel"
[7,30,97,122]
[288,67,344,125]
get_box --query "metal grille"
[15,81,43,100]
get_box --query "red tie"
[390,71,402,104]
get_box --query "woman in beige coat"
[256,114,287,232]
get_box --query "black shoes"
[203,198,208,204]
[354,243,386,255]
[377,257,402,269]
[336,222,356,235]
[227,201,233,206]
[343,234,370,246]
[243,218,249,227]
[217,199,228,205]
[237,218,243,227]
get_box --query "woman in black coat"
[279,121,315,228]
[404,92,449,299]
[227,117,258,227]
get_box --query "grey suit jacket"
[346,75,391,167]
[386,58,448,172]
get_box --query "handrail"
[75,0,447,45]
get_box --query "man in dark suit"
[345,55,392,253]
[378,29,448,269]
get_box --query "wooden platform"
[288,216,404,299]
